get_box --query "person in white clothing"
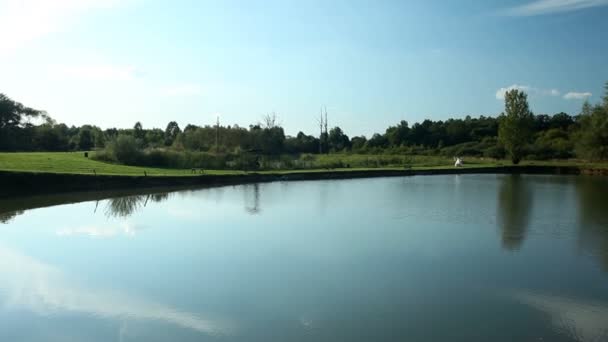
[454,157,463,167]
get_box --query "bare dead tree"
[324,107,329,154]
[324,106,328,137]
[317,108,325,154]
[263,112,278,129]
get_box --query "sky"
[0,0,606,136]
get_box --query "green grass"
[0,152,243,176]
[0,152,606,177]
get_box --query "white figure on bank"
[454,157,463,167]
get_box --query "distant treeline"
[1,82,607,166]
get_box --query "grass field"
[0,152,606,176]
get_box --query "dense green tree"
[328,126,350,151]
[34,124,64,151]
[498,89,533,164]
[109,134,140,164]
[576,101,608,160]
[350,136,367,151]
[164,121,181,146]
[603,81,608,110]
[78,127,94,151]
[385,120,410,146]
[0,93,45,129]
[366,133,389,149]
[133,121,144,140]
[144,129,165,148]
[94,130,106,148]
[285,132,319,154]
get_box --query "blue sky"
[0,0,606,136]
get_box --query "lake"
[1,174,608,342]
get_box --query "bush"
[109,135,141,164]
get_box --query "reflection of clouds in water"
[56,223,144,238]
[0,246,231,335]
[512,291,608,342]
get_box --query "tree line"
[1,81,607,165]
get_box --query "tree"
[78,128,94,151]
[133,121,144,139]
[262,112,279,129]
[576,100,608,160]
[164,121,181,146]
[110,134,140,164]
[350,136,367,151]
[0,93,45,129]
[328,126,350,151]
[603,81,608,110]
[385,120,410,146]
[366,133,389,149]
[498,89,533,164]
[94,130,106,148]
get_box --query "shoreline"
[1,165,606,199]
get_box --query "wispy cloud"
[504,0,608,16]
[162,84,203,97]
[0,0,124,54]
[512,291,608,342]
[55,64,138,81]
[564,91,592,100]
[496,84,531,100]
[496,84,561,100]
[56,222,143,238]
[0,245,233,335]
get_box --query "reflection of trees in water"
[104,192,170,218]
[497,175,533,251]
[244,183,261,215]
[0,210,24,224]
[576,177,608,272]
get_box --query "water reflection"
[56,222,144,238]
[0,210,23,224]
[0,245,231,335]
[244,184,261,215]
[497,175,533,250]
[104,193,170,218]
[513,291,608,342]
[576,177,608,271]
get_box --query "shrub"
[109,135,141,164]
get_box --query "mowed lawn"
[0,152,242,176]
[0,152,605,177]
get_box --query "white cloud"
[512,291,608,342]
[0,0,124,54]
[162,84,203,97]
[56,222,142,237]
[496,84,561,100]
[504,0,608,16]
[55,64,138,81]
[0,245,232,335]
[496,84,531,99]
[564,91,592,100]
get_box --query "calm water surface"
[1,174,608,342]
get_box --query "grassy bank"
[1,151,607,199]
[0,152,241,176]
[0,152,607,177]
